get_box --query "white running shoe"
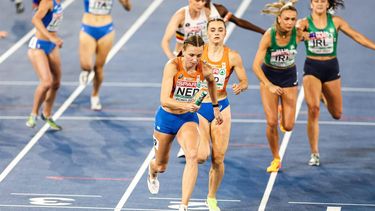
[79,71,90,85]
[147,166,159,194]
[177,147,185,158]
[308,153,320,166]
[179,204,188,211]
[91,96,102,111]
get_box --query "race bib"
[212,65,227,90]
[308,31,334,54]
[199,63,227,90]
[46,12,63,32]
[270,48,297,68]
[89,0,112,15]
[185,20,208,42]
[173,79,201,102]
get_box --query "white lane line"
[258,89,306,211]
[327,207,341,211]
[289,201,375,207]
[0,0,76,65]
[0,1,162,183]
[0,204,171,210]
[113,1,252,210]
[149,197,241,202]
[1,116,375,126]
[11,193,102,198]
[114,149,155,211]
[341,87,375,92]
[0,120,50,183]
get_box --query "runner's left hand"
[213,107,223,125]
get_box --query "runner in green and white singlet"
[297,0,375,167]
[253,0,306,173]
[264,27,298,68]
[305,13,338,56]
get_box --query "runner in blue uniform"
[26,0,64,130]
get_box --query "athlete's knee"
[197,146,210,164]
[307,104,320,118]
[282,122,295,132]
[211,153,225,167]
[80,63,92,72]
[266,118,278,129]
[330,109,342,120]
[51,80,60,90]
[185,150,198,164]
[197,154,209,164]
[39,79,53,90]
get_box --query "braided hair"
[262,0,298,16]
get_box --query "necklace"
[278,30,288,39]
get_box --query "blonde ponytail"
[262,0,298,16]
[262,0,298,34]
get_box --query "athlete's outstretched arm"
[214,3,265,34]
[335,16,375,50]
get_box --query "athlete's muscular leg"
[303,75,322,154]
[93,31,115,97]
[43,48,62,117]
[79,31,96,72]
[149,131,174,179]
[208,106,231,199]
[260,83,280,159]
[322,79,342,120]
[28,49,53,116]
[280,86,298,131]
[177,122,200,206]
[197,114,211,163]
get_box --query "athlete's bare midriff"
[35,31,58,41]
[82,13,112,26]
[203,91,227,103]
[307,55,336,61]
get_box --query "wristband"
[212,104,219,108]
